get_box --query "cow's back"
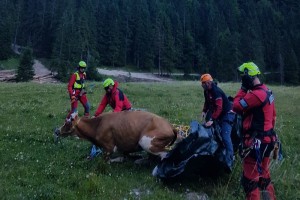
[99,111,174,152]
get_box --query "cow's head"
[55,112,79,138]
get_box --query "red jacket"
[202,83,231,120]
[94,81,131,117]
[233,84,276,133]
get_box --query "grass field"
[0,81,299,200]
[0,58,19,70]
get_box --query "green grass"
[0,57,20,70]
[0,81,299,199]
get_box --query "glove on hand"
[71,96,76,103]
[241,75,253,91]
[205,120,213,127]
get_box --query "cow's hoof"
[109,156,124,163]
[86,155,94,160]
[134,158,150,165]
[152,166,158,176]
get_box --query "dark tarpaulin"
[152,120,240,180]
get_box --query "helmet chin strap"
[248,76,255,89]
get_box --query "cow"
[55,111,177,162]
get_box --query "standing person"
[94,78,132,117]
[233,62,277,200]
[200,73,235,171]
[66,61,90,119]
[87,78,132,159]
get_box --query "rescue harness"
[239,87,280,174]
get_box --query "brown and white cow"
[56,111,177,161]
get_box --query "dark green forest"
[1,0,299,84]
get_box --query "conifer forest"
[1,0,299,84]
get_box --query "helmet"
[103,78,114,88]
[238,62,261,76]
[200,74,213,83]
[79,61,87,68]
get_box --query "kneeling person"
[88,78,132,159]
[94,78,132,117]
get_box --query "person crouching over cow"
[87,78,132,159]
[94,78,132,117]
[66,61,90,119]
[200,73,236,172]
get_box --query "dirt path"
[97,68,172,82]
[31,60,59,83]
[33,60,51,76]
[0,60,173,83]
[0,59,58,83]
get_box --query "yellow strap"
[172,124,190,138]
[165,124,190,151]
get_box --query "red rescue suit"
[66,71,90,118]
[233,84,276,200]
[94,81,131,117]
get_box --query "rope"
[172,124,190,138]
[163,124,190,151]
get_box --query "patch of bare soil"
[0,59,59,83]
[97,68,173,82]
[0,60,173,83]
[0,70,16,82]
[32,60,58,83]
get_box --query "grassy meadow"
[0,81,299,200]
[0,58,19,70]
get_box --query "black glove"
[241,75,253,91]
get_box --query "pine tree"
[86,51,102,81]
[131,0,153,70]
[0,0,14,60]
[0,19,12,60]
[16,48,35,82]
[182,31,195,75]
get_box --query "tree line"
[1,0,299,84]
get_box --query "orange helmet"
[200,73,213,83]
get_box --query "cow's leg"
[134,157,150,165]
[104,145,126,163]
[103,151,124,163]
[138,135,168,159]
[101,144,116,162]
[103,151,111,162]
[109,156,125,163]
